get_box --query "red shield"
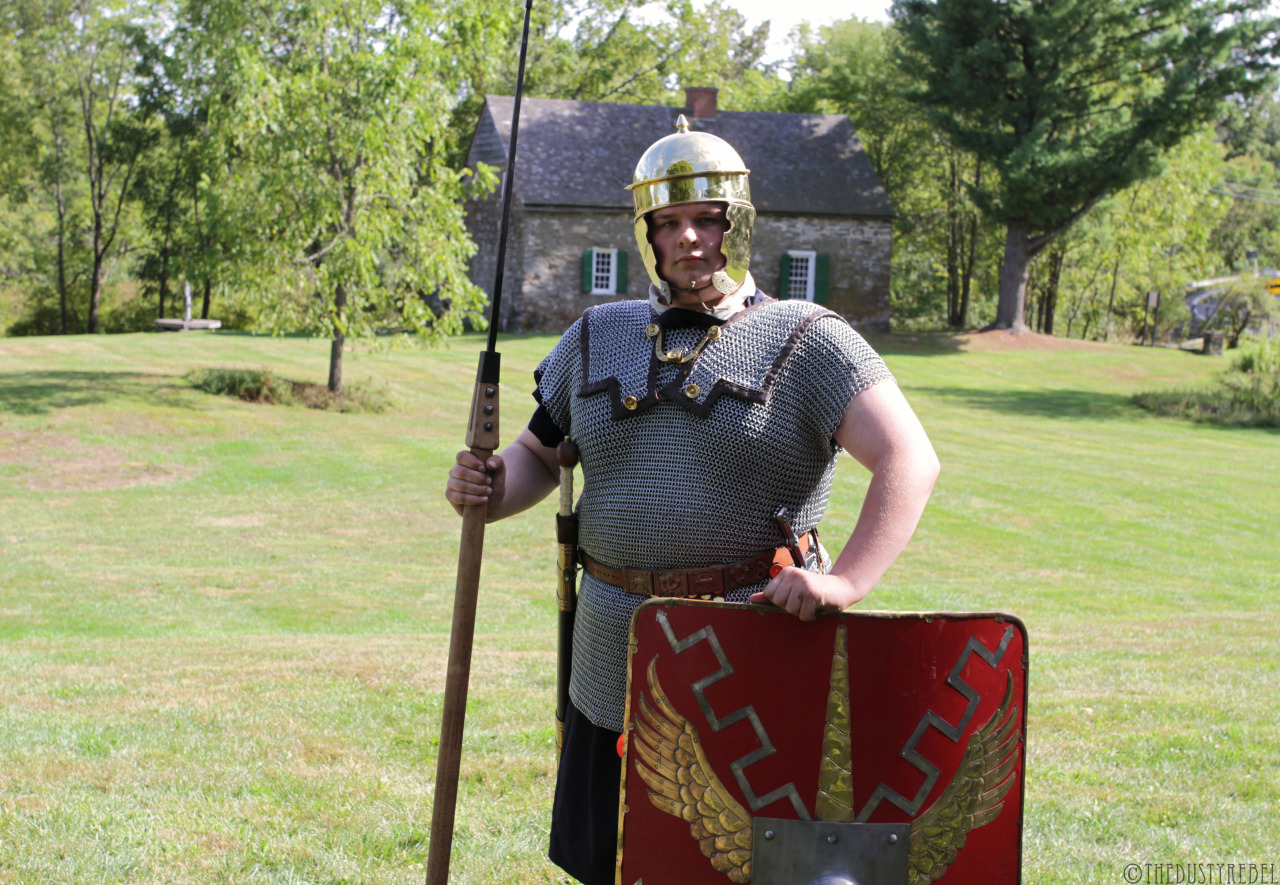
[617,600,1027,885]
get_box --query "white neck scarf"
[648,272,756,321]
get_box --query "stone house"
[463,87,894,334]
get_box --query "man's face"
[649,202,730,305]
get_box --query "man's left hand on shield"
[749,569,868,622]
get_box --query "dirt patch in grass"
[0,430,200,491]
[37,458,200,493]
[0,794,49,814]
[201,515,269,528]
[0,341,48,357]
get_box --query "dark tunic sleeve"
[527,316,584,448]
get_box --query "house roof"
[472,95,894,219]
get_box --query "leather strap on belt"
[579,531,814,599]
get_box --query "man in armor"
[444,117,940,884]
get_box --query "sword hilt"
[556,439,580,610]
[557,438,579,516]
[774,507,806,569]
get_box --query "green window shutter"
[814,254,830,305]
[616,250,628,294]
[779,253,792,298]
[582,249,593,293]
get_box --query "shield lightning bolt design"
[630,621,1022,884]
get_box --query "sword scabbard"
[555,439,580,755]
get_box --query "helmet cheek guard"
[627,115,755,302]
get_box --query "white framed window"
[788,250,817,301]
[582,248,628,296]
[592,248,617,294]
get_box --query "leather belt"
[579,531,814,599]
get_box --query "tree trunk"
[56,181,69,335]
[329,335,344,393]
[88,214,104,334]
[328,282,347,393]
[53,119,70,335]
[1043,248,1064,336]
[992,220,1032,332]
[157,236,170,320]
[157,168,180,319]
[1031,262,1045,332]
[1226,299,1250,348]
[958,162,982,330]
[1103,251,1122,341]
[192,178,215,321]
[946,155,962,328]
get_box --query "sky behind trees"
[701,0,891,61]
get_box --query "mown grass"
[1,330,1276,884]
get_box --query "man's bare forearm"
[484,428,560,522]
[827,441,939,600]
[446,426,560,522]
[750,381,938,620]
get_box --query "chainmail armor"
[536,298,893,731]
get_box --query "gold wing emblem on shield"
[907,672,1022,885]
[632,657,754,884]
[631,639,1021,885]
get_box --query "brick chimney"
[685,87,718,119]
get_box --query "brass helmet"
[626,115,755,300]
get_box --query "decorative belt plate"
[617,600,1027,885]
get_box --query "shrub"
[186,368,295,405]
[1133,337,1280,427]
[289,378,394,413]
[100,296,160,334]
[1231,336,1280,375]
[186,368,393,413]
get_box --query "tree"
[1220,86,1280,167]
[4,0,87,334]
[1212,152,1280,273]
[1052,129,1229,341]
[196,0,493,392]
[131,7,238,324]
[787,18,932,202]
[60,0,154,333]
[523,0,775,108]
[893,0,1278,332]
[786,17,998,329]
[1208,278,1275,349]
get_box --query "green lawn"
[1,330,1276,884]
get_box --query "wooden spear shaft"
[425,2,532,883]
[425,367,499,885]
